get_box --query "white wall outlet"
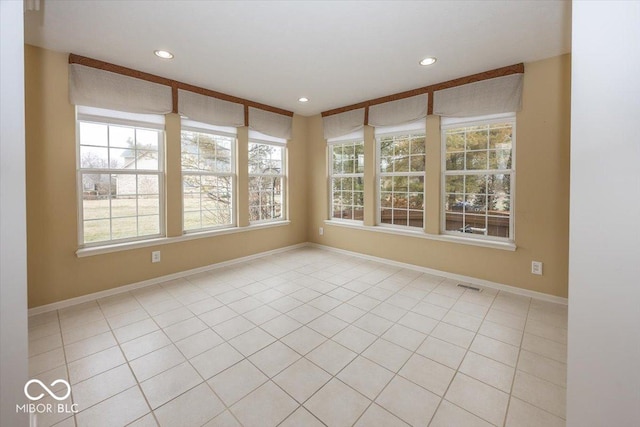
[151,251,161,263]
[319,227,324,236]
[531,261,543,275]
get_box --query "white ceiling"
[24,0,571,116]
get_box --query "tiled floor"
[28,246,568,427]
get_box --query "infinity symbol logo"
[24,379,71,401]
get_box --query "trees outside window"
[329,140,364,221]
[181,129,235,231]
[442,115,515,240]
[77,117,163,245]
[378,132,426,228]
[248,141,285,222]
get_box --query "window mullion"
[328,140,364,222]
[441,115,514,242]
[377,131,425,229]
[182,128,236,232]
[78,115,164,247]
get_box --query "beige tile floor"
[28,247,568,427]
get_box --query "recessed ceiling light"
[298,97,309,103]
[419,57,437,66]
[154,50,174,59]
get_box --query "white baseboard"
[29,240,566,316]
[28,242,307,316]
[308,243,568,305]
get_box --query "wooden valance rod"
[321,63,524,119]
[68,54,295,121]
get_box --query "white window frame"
[181,121,237,233]
[327,134,365,223]
[248,131,287,224]
[375,121,426,229]
[440,112,516,243]
[76,107,165,248]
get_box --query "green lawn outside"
[82,197,231,242]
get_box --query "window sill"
[76,220,291,258]
[323,220,516,251]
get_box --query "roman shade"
[323,108,365,140]
[248,107,292,140]
[368,94,428,127]
[69,64,172,114]
[181,119,238,137]
[433,73,523,117]
[327,130,364,143]
[77,105,165,129]
[374,118,425,137]
[178,89,244,127]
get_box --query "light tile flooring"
[28,247,568,427]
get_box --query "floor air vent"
[457,283,482,292]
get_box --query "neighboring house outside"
[115,149,157,197]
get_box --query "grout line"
[144,260,306,425]
[309,242,568,305]
[32,247,568,427]
[425,286,497,426]
[55,310,78,427]
[98,298,160,426]
[228,255,399,424]
[130,286,210,425]
[287,267,437,426]
[501,294,532,427]
[128,280,238,426]
[100,289,195,424]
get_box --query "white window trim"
[248,138,287,224]
[181,120,237,138]
[440,113,516,243]
[77,106,164,129]
[376,129,426,230]
[327,138,365,223]
[249,130,287,146]
[440,112,515,128]
[327,129,364,143]
[324,219,516,251]
[76,108,166,248]
[76,220,292,258]
[374,118,426,137]
[181,123,237,233]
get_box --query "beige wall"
[25,46,570,308]
[307,55,571,298]
[25,45,308,308]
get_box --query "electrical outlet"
[151,251,161,263]
[531,261,543,275]
[319,227,324,236]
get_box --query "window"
[329,139,364,221]
[181,122,236,232]
[77,107,164,246]
[248,133,286,222]
[377,124,426,228]
[442,113,515,241]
